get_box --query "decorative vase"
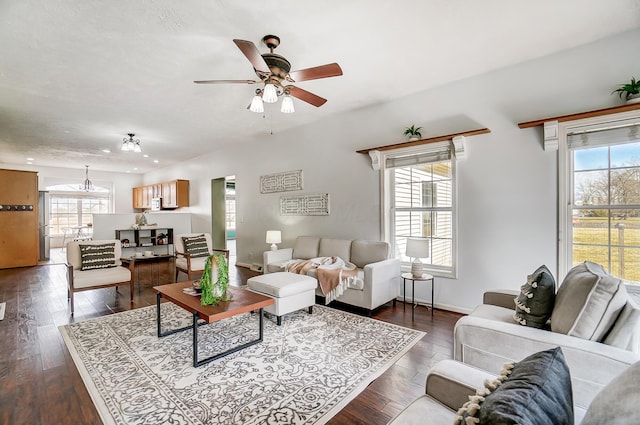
[409,136,420,141]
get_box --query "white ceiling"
[1,0,639,174]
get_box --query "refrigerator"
[38,191,50,261]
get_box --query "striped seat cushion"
[80,243,117,271]
[182,235,209,258]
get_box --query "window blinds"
[568,120,640,150]
[384,141,451,169]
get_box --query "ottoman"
[247,272,317,325]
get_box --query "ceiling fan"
[194,35,343,112]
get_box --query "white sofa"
[391,262,640,424]
[454,263,640,418]
[263,236,400,313]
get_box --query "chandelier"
[121,133,142,152]
[79,165,94,192]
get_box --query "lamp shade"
[266,230,282,251]
[266,230,281,244]
[405,237,430,259]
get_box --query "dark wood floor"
[0,256,462,425]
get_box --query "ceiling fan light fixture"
[133,142,142,153]
[281,94,295,113]
[121,141,130,151]
[250,93,264,113]
[262,83,278,103]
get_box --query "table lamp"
[406,237,430,278]
[266,230,282,251]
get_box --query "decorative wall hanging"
[260,169,303,194]
[280,193,329,216]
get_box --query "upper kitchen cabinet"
[161,180,189,208]
[133,180,189,210]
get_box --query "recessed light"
[102,149,111,153]
[143,154,149,158]
[27,161,33,165]
[133,167,138,171]
[126,170,131,173]
[26,157,34,161]
[153,160,159,163]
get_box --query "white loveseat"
[263,236,400,313]
[454,262,640,419]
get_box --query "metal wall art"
[280,193,330,216]
[260,169,303,194]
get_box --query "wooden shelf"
[356,128,491,154]
[518,102,640,129]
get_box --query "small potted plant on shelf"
[403,125,423,141]
[612,77,640,104]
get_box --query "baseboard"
[249,263,263,272]
[235,262,252,269]
[396,296,472,315]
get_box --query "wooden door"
[0,169,39,268]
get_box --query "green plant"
[199,253,229,306]
[611,77,640,99]
[403,125,422,138]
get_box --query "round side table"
[401,272,435,319]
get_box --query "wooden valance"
[356,128,490,154]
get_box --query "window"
[46,184,111,236]
[560,115,640,286]
[383,142,456,277]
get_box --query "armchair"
[66,239,133,315]
[174,233,229,281]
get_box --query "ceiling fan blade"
[194,79,258,84]
[288,86,327,107]
[233,39,270,73]
[288,63,343,82]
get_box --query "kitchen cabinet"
[133,180,189,210]
[161,180,189,208]
[132,187,144,209]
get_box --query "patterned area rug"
[60,303,425,425]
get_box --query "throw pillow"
[581,359,640,425]
[550,261,627,341]
[603,300,640,353]
[455,347,574,425]
[513,265,556,329]
[182,235,209,258]
[79,243,117,271]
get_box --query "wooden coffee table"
[154,282,274,367]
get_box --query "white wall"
[145,28,639,312]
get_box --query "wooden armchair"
[174,233,229,281]
[66,239,133,315]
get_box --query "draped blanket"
[285,256,363,303]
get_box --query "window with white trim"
[560,116,640,286]
[46,184,111,236]
[383,142,456,277]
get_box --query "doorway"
[211,176,236,268]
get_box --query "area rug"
[60,303,425,425]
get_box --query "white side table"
[401,272,435,319]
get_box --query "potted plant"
[612,77,640,104]
[403,125,423,141]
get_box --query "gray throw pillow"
[79,243,117,271]
[581,360,640,425]
[550,261,627,341]
[603,300,640,353]
[513,265,556,329]
[455,347,574,425]
[182,235,209,258]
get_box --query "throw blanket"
[285,257,363,303]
